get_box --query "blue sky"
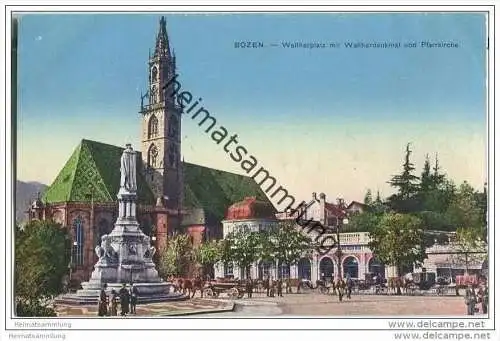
[17,13,487,206]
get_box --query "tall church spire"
[154,16,171,58]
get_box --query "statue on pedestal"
[120,144,137,192]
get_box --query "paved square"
[204,292,488,317]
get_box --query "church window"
[72,216,85,266]
[148,115,159,138]
[151,66,158,82]
[148,144,159,168]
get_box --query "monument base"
[55,282,186,305]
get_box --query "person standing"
[109,289,118,316]
[98,283,108,317]
[246,278,253,298]
[119,283,130,316]
[129,283,138,315]
[276,277,283,297]
[269,276,275,297]
[477,284,488,314]
[336,277,345,302]
[465,284,477,315]
[346,276,354,300]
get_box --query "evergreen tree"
[387,143,420,212]
[420,154,433,192]
[430,153,446,189]
[364,189,373,206]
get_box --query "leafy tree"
[368,213,426,294]
[345,211,382,233]
[452,227,487,274]
[263,221,312,277]
[363,189,373,206]
[15,220,70,316]
[416,211,454,232]
[193,239,223,277]
[158,234,194,278]
[445,181,484,231]
[387,143,420,212]
[224,230,262,279]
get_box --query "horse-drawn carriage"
[203,280,246,299]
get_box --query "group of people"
[326,274,355,301]
[98,283,139,317]
[464,283,488,316]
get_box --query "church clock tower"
[140,16,182,210]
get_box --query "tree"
[430,153,446,188]
[445,181,484,231]
[15,220,71,316]
[193,239,223,278]
[345,211,382,233]
[263,221,312,277]
[387,143,420,212]
[363,189,373,206]
[452,227,487,274]
[420,154,433,193]
[368,213,426,294]
[158,234,194,278]
[224,230,262,279]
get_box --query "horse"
[387,277,404,294]
[172,277,205,298]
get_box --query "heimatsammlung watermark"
[162,76,337,255]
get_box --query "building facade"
[214,192,485,283]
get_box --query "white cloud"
[35,36,42,41]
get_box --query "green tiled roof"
[42,139,275,222]
[42,140,155,204]
[182,162,273,223]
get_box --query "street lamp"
[335,198,349,280]
[68,241,78,291]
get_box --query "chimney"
[319,193,326,225]
[312,192,317,201]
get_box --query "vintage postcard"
[3,4,496,341]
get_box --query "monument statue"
[120,143,137,192]
[58,143,179,305]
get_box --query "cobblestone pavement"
[205,293,481,316]
[55,298,234,317]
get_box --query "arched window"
[319,257,334,281]
[368,257,385,278]
[151,66,158,82]
[148,144,159,168]
[72,216,85,266]
[342,256,359,279]
[148,115,159,138]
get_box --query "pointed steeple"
[154,16,171,58]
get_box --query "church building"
[27,17,272,284]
